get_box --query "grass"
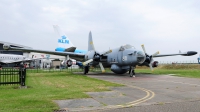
[135,64,200,78]
[136,69,200,78]
[26,68,84,73]
[0,72,123,112]
[1,64,199,111]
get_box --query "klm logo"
[58,35,69,44]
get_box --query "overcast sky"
[0,0,199,63]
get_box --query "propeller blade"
[102,50,112,55]
[141,44,158,72]
[149,64,153,72]
[152,51,160,57]
[83,59,93,66]
[141,44,147,54]
[99,62,105,73]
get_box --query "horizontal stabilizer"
[64,47,76,52]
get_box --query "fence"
[0,67,26,86]
[26,66,103,73]
[0,65,103,87]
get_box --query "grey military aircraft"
[3,32,197,77]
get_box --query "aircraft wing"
[0,58,45,64]
[4,45,85,61]
[0,60,22,64]
[154,51,197,57]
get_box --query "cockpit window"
[137,51,146,64]
[123,44,135,49]
[119,46,125,51]
[119,44,135,51]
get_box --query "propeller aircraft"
[3,32,197,77]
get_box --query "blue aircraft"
[53,25,87,54]
[53,25,87,67]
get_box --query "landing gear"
[129,66,135,77]
[84,66,89,74]
[130,70,135,77]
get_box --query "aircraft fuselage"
[84,45,146,74]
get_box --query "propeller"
[83,50,112,73]
[99,62,105,73]
[141,44,159,71]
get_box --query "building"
[0,41,65,68]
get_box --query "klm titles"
[58,35,69,44]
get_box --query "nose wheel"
[129,66,135,77]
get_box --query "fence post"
[19,64,26,87]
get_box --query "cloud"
[0,0,199,62]
[42,7,69,14]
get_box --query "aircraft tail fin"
[53,25,74,51]
[88,31,95,51]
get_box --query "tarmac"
[54,73,200,112]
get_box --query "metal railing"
[25,66,104,73]
[0,67,26,86]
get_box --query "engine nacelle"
[3,44,10,50]
[138,61,158,68]
[66,60,73,67]
[61,60,73,67]
[84,50,101,66]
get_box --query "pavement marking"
[63,85,155,112]
[105,85,155,109]
[126,85,155,107]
